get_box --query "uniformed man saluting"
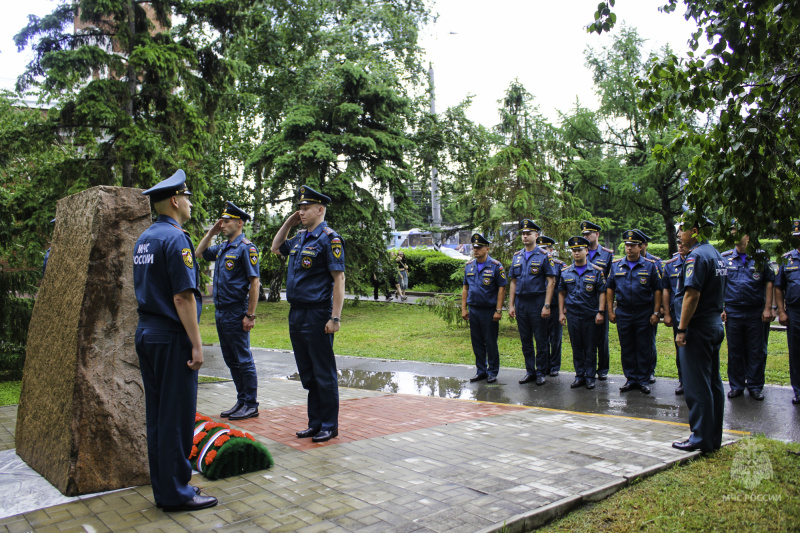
[196,202,261,420]
[462,233,507,383]
[133,170,217,511]
[672,211,726,453]
[508,219,558,385]
[607,229,662,394]
[558,236,607,390]
[271,186,345,443]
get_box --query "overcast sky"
[0,0,698,126]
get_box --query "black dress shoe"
[728,389,744,399]
[620,382,637,392]
[296,427,320,438]
[675,383,684,395]
[312,429,338,443]
[649,374,656,384]
[549,371,559,377]
[535,375,546,386]
[672,439,701,452]
[220,402,243,418]
[640,384,651,394]
[470,373,488,383]
[162,494,218,512]
[597,373,608,381]
[518,373,536,384]
[793,396,800,405]
[229,405,259,420]
[157,486,201,508]
[487,376,497,383]
[749,390,765,401]
[570,378,586,389]
[586,380,596,390]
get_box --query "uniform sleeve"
[244,244,260,278]
[763,260,776,283]
[496,263,508,287]
[463,264,470,286]
[650,263,663,291]
[202,243,219,262]
[776,266,786,290]
[327,235,345,272]
[606,266,617,290]
[597,271,607,293]
[279,234,298,256]
[558,273,566,293]
[166,235,198,295]
[543,255,558,277]
[509,255,519,279]
[683,256,707,291]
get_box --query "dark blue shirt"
[662,253,684,310]
[279,221,345,307]
[776,249,800,308]
[722,248,774,317]
[559,263,606,316]
[202,233,260,310]
[607,255,662,312]
[509,246,558,297]
[133,215,202,329]
[588,245,614,277]
[463,256,507,308]
[676,241,727,324]
[645,251,665,290]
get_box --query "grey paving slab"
[0,378,738,532]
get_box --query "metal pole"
[429,64,442,249]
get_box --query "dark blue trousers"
[566,312,597,379]
[725,313,766,392]
[516,296,549,376]
[135,327,198,507]
[216,308,258,407]
[615,307,653,386]
[679,320,724,451]
[649,322,659,376]
[289,307,339,432]
[547,314,563,373]
[670,306,683,382]
[785,307,800,398]
[595,312,610,376]
[469,307,500,377]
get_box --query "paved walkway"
[0,378,740,532]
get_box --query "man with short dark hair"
[581,221,614,380]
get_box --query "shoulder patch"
[561,265,570,272]
[643,257,656,263]
[783,251,792,258]
[665,256,680,264]
[602,246,613,253]
[467,259,475,264]
[513,250,522,256]
[612,258,623,263]
[491,258,501,265]
[331,237,342,244]
[650,255,662,261]
[590,263,603,271]
[721,250,733,256]
[555,259,565,265]
[323,227,335,235]
[242,238,252,244]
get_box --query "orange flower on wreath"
[214,434,230,447]
[245,433,255,442]
[193,432,207,445]
[230,429,244,438]
[195,414,212,423]
[189,445,198,460]
[205,450,217,466]
[205,422,228,431]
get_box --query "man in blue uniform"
[607,229,662,394]
[271,186,345,442]
[461,233,507,383]
[508,219,558,385]
[721,222,773,401]
[196,202,261,419]
[775,219,800,406]
[133,170,217,512]
[538,235,564,376]
[558,236,607,389]
[662,233,687,395]
[673,211,727,453]
[639,230,664,384]
[581,221,614,380]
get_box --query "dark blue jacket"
[587,245,614,277]
[676,241,727,324]
[722,248,774,318]
[509,247,557,297]
[607,255,662,312]
[663,252,684,311]
[280,221,345,307]
[463,256,507,308]
[202,233,260,310]
[776,249,800,308]
[559,263,606,316]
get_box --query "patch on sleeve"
[685,264,694,278]
[331,237,342,244]
[332,243,342,259]
[182,248,194,268]
[249,247,258,266]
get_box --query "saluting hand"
[210,219,225,235]
[287,211,303,226]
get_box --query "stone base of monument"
[16,186,152,496]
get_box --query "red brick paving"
[211,394,527,451]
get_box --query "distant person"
[133,169,217,511]
[371,259,393,301]
[558,236,607,389]
[196,202,261,420]
[508,219,558,385]
[774,219,800,406]
[672,212,726,453]
[271,186,345,442]
[580,221,614,380]
[721,221,773,401]
[538,235,564,376]
[461,233,507,384]
[395,251,409,301]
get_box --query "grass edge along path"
[537,436,800,532]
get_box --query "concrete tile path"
[0,378,739,532]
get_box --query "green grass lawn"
[199,300,792,385]
[539,436,800,532]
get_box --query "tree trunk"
[122,0,137,189]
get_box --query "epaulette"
[490,258,501,265]
[561,265,570,272]
[650,254,662,261]
[612,258,623,263]
[513,250,523,256]
[721,250,733,257]
[783,251,792,258]
[643,257,657,263]
[672,251,680,256]
[467,259,476,264]
[665,255,680,264]
[554,258,565,264]
[590,263,603,271]
[602,246,613,253]
[323,227,335,235]
[242,238,252,245]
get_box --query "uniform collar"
[791,249,800,259]
[305,221,328,239]
[570,263,590,273]
[226,233,245,248]
[624,255,645,269]
[156,215,182,227]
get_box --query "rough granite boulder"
[16,186,152,496]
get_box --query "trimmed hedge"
[393,248,466,293]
